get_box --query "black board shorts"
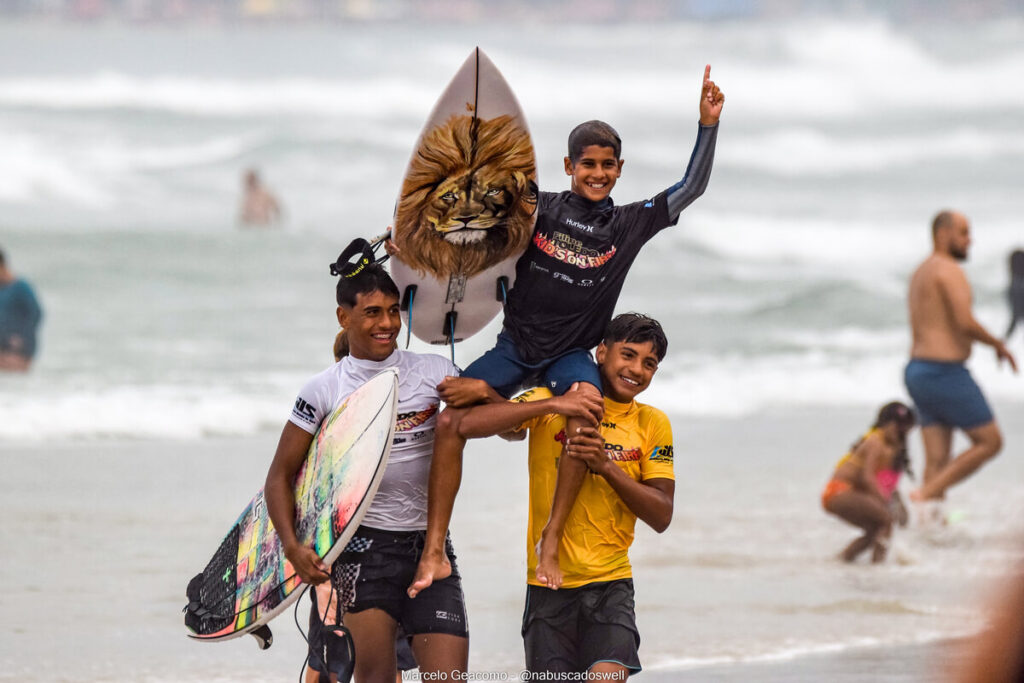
[522,579,641,675]
[331,525,468,638]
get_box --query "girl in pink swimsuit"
[821,402,916,563]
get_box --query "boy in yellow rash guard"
[453,313,674,677]
[513,386,673,589]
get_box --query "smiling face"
[595,339,660,403]
[564,144,623,203]
[336,290,401,362]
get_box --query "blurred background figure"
[239,168,282,227]
[0,247,43,372]
[1006,249,1024,344]
[952,559,1024,683]
[821,401,916,563]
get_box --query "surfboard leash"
[294,583,356,683]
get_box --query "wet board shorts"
[330,526,468,639]
[522,579,641,675]
[904,359,994,429]
[821,479,852,508]
[462,330,602,399]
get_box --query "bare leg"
[536,382,602,590]
[913,421,1002,501]
[912,424,953,502]
[871,526,892,563]
[824,489,891,563]
[409,632,468,680]
[589,661,630,680]
[839,533,876,563]
[408,407,465,598]
[343,608,398,683]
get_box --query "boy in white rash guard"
[264,240,469,682]
[266,239,598,681]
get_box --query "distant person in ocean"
[0,247,43,372]
[821,402,916,563]
[427,313,674,677]
[1005,249,1024,344]
[238,168,282,226]
[904,210,1017,514]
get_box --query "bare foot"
[535,536,563,590]
[407,551,451,598]
[871,538,889,564]
[909,488,924,503]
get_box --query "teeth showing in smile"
[620,375,639,386]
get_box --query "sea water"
[1,13,1023,681]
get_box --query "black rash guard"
[502,122,719,363]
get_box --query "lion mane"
[393,113,537,280]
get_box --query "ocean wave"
[652,126,1024,176]
[1,20,1022,124]
[672,211,1024,274]
[0,71,438,117]
[645,351,1023,418]
[0,385,291,441]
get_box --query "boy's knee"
[436,408,462,436]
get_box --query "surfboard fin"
[400,285,417,349]
[496,276,509,304]
[250,624,273,650]
[444,311,457,362]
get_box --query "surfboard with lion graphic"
[390,47,537,348]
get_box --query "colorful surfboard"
[184,369,398,646]
[390,47,537,347]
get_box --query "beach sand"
[1,406,1021,682]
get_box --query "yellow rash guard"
[514,387,675,589]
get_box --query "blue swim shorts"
[462,330,601,399]
[904,359,994,430]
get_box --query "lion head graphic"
[394,113,537,280]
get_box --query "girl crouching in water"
[821,402,916,563]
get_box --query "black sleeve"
[665,122,719,222]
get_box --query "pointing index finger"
[703,64,711,85]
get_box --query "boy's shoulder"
[394,349,459,377]
[632,400,671,431]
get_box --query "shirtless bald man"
[904,210,1017,503]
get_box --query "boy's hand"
[438,376,490,407]
[383,226,401,257]
[699,64,725,125]
[283,543,330,585]
[565,426,611,475]
[552,384,603,426]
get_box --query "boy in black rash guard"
[409,65,724,596]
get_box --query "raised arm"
[565,426,674,532]
[665,65,723,221]
[264,422,329,585]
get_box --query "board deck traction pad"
[184,369,398,646]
